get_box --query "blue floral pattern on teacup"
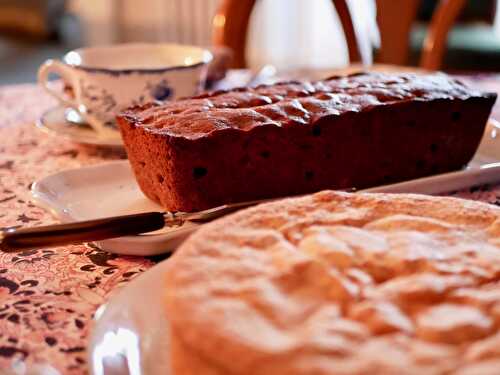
[77,76,180,130]
[80,80,117,113]
[39,44,211,135]
[147,79,173,101]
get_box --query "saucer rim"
[36,106,124,148]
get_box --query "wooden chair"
[371,0,467,69]
[212,0,466,70]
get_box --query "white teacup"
[38,43,212,135]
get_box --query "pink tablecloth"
[0,84,153,374]
[1,73,500,374]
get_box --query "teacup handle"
[38,59,78,109]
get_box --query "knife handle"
[0,212,165,252]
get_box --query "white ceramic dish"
[88,161,500,375]
[471,119,500,166]
[89,260,172,375]
[31,120,500,256]
[31,160,198,255]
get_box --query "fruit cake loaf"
[117,72,496,212]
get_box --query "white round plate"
[88,260,172,375]
[36,106,124,147]
[88,164,500,375]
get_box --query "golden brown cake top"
[119,72,494,140]
[165,191,500,374]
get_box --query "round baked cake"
[164,191,500,374]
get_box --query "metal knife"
[0,198,275,252]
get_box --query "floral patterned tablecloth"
[1,73,500,374]
[0,84,154,374]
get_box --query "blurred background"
[0,0,499,85]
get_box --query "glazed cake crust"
[165,191,500,374]
[117,72,496,211]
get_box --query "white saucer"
[36,106,124,147]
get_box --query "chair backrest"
[212,0,466,70]
[373,0,423,66]
[212,0,256,68]
[368,0,466,69]
[419,0,467,69]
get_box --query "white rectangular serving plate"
[31,160,199,256]
[32,120,500,256]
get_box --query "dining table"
[1,67,500,374]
